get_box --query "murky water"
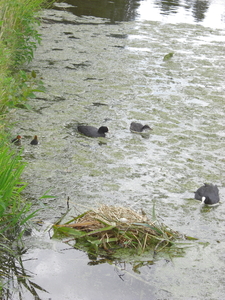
[11,0,225,299]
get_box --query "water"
[11,0,225,299]
[138,0,225,28]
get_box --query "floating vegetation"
[53,205,188,259]
[163,52,174,61]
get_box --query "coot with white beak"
[194,183,220,205]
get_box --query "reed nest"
[53,205,182,255]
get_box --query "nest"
[75,204,149,227]
[53,205,182,256]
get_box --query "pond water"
[11,0,225,299]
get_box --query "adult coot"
[194,183,220,205]
[77,125,108,138]
[130,122,152,133]
[11,135,22,146]
[30,135,38,145]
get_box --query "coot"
[130,122,152,133]
[77,125,108,138]
[11,135,22,146]
[194,183,220,205]
[30,135,38,145]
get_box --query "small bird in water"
[130,122,152,133]
[77,125,109,138]
[30,135,38,145]
[194,183,220,205]
[11,135,22,146]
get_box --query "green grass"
[0,140,31,233]
[0,0,45,68]
[0,0,48,296]
[0,0,47,114]
[0,0,47,232]
[0,136,40,296]
[0,0,48,229]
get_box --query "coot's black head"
[142,125,152,131]
[98,126,109,134]
[202,196,214,205]
[130,122,152,133]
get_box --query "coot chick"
[130,122,152,133]
[30,135,38,145]
[11,135,22,146]
[77,125,108,138]
[194,183,220,205]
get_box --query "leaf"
[185,236,198,241]
[53,226,84,238]
[39,190,55,199]
[54,225,115,239]
[85,225,116,236]
[132,223,163,235]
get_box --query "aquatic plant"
[53,205,186,258]
[0,242,48,299]
[163,52,174,61]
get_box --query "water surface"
[11,0,225,299]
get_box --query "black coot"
[77,125,108,138]
[194,183,220,205]
[130,122,152,132]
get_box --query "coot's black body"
[130,122,152,132]
[77,125,108,138]
[194,183,220,205]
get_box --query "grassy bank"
[0,0,46,113]
[0,0,47,296]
